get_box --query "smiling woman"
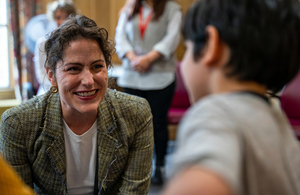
[47,38,108,134]
[0,15,154,195]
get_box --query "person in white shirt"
[115,0,182,185]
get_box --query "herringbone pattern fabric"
[0,89,154,195]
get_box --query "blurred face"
[181,41,211,104]
[54,9,68,26]
[48,38,108,117]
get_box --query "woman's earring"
[50,85,59,93]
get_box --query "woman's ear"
[202,25,224,67]
[46,67,56,86]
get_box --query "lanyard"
[139,6,153,40]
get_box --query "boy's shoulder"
[190,92,269,114]
[175,91,300,195]
[180,92,276,136]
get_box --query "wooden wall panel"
[110,0,126,37]
[41,0,53,13]
[176,0,197,60]
[109,0,126,64]
[73,0,92,19]
[41,0,197,62]
[177,0,197,13]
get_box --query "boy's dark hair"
[183,0,300,93]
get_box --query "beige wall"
[42,0,196,63]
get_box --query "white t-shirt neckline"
[63,119,98,195]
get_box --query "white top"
[171,92,300,195]
[33,36,52,95]
[63,120,98,195]
[115,0,182,90]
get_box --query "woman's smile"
[75,89,98,97]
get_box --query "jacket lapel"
[96,92,119,192]
[41,91,119,194]
[43,93,68,192]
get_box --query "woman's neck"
[62,111,97,135]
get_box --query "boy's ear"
[202,25,224,67]
[46,67,57,86]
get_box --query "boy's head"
[181,0,300,103]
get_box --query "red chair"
[280,71,300,139]
[168,62,191,126]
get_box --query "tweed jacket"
[0,89,154,195]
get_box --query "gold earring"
[50,85,58,93]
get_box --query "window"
[0,0,15,99]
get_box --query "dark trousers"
[124,81,176,166]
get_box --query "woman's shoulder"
[165,0,181,11]
[105,88,149,108]
[163,1,182,18]
[104,89,152,127]
[1,92,54,122]
[105,89,151,118]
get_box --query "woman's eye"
[94,64,104,69]
[67,67,80,71]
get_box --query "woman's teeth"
[76,90,97,97]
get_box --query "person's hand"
[125,51,138,63]
[131,55,152,73]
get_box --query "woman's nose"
[81,70,94,86]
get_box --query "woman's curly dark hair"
[44,15,115,77]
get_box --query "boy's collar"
[236,90,269,104]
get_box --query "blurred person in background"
[163,0,300,194]
[115,0,182,185]
[34,0,77,95]
[1,15,153,194]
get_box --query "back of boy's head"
[183,0,300,93]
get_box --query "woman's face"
[54,9,68,27]
[47,38,108,117]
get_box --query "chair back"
[281,71,300,138]
[168,62,191,125]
